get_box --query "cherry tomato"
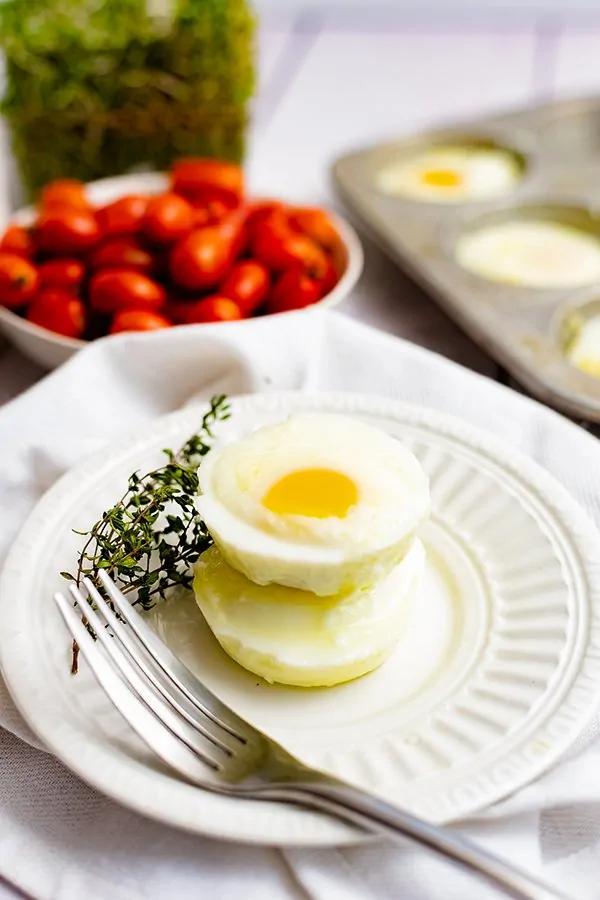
[38,258,85,293]
[192,207,211,229]
[0,225,34,258]
[218,208,249,258]
[221,260,270,315]
[27,288,86,338]
[316,259,339,297]
[171,159,244,208]
[96,195,149,237]
[40,179,89,212]
[0,253,38,309]
[170,227,234,291]
[288,207,341,251]
[190,198,229,229]
[110,309,172,334]
[252,225,328,274]
[89,269,166,314]
[267,268,323,314]
[89,237,157,275]
[37,207,100,255]
[245,200,286,237]
[172,295,243,324]
[253,208,289,238]
[142,193,194,245]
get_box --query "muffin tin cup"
[332,96,600,422]
[443,200,600,294]
[371,128,533,206]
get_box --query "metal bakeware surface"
[332,96,600,422]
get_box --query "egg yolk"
[263,468,358,518]
[421,169,463,188]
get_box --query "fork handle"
[259,782,570,900]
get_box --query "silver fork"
[54,571,572,900]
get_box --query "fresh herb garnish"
[62,394,230,673]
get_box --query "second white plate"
[2,391,600,846]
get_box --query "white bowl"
[0,172,364,370]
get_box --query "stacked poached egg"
[194,414,430,687]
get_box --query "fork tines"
[54,571,264,786]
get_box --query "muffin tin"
[331,95,600,422]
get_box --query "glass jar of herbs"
[0,0,256,199]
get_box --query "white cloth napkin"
[1,309,600,900]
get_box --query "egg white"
[196,413,430,596]
[566,314,600,377]
[376,146,522,203]
[194,539,426,687]
[455,220,600,289]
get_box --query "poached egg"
[196,413,430,597]
[376,145,523,203]
[455,220,600,289]
[194,540,426,687]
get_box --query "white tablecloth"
[1,310,600,900]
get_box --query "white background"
[256,0,600,10]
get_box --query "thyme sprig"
[62,394,230,672]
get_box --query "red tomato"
[252,225,328,274]
[267,269,323,314]
[40,179,89,212]
[171,159,244,208]
[89,269,166,314]
[191,199,229,228]
[0,253,38,309]
[172,295,243,324]
[38,258,85,293]
[142,193,194,245]
[96,195,149,237]
[218,208,249,258]
[253,208,289,238]
[27,288,86,338]
[221,260,270,315]
[170,227,234,291]
[245,200,286,236]
[288,207,341,251]
[37,207,100,255]
[165,291,224,323]
[192,207,211,229]
[316,259,339,296]
[110,309,172,334]
[89,237,156,275]
[0,225,34,258]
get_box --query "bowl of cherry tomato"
[0,160,363,370]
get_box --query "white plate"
[2,391,600,847]
[0,173,364,370]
